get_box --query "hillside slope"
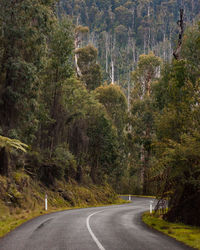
[0,167,121,237]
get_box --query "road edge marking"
[86,210,106,250]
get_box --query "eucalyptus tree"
[94,84,128,189]
[39,17,74,153]
[130,52,161,194]
[76,44,102,90]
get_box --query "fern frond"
[0,135,28,152]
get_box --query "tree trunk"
[0,147,10,176]
[111,60,114,84]
[173,9,184,60]
[76,164,82,182]
[74,32,82,77]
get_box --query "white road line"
[86,210,106,250]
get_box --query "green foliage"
[52,144,77,181]
[87,112,120,183]
[151,27,200,225]
[132,52,162,97]
[115,25,128,44]
[0,0,56,142]
[93,84,129,189]
[129,52,162,194]
[95,84,128,132]
[61,0,200,84]
[75,26,89,34]
[38,16,74,152]
[182,23,200,80]
[0,0,128,218]
[76,45,102,90]
[2,1,200,225]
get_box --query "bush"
[52,144,77,181]
[24,145,77,186]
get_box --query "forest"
[61,0,200,86]
[0,0,200,227]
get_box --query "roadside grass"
[120,194,156,198]
[0,198,127,238]
[143,212,200,249]
[0,209,44,238]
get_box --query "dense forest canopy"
[60,0,200,87]
[0,0,200,226]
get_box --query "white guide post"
[129,195,131,201]
[45,193,48,211]
[150,200,153,214]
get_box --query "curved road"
[0,197,193,250]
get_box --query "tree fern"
[0,135,28,153]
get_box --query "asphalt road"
[0,197,193,250]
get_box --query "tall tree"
[0,0,56,142]
[38,17,74,153]
[76,44,102,90]
[95,84,128,132]
[130,52,161,194]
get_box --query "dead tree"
[173,9,185,60]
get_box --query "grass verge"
[120,194,156,198]
[142,212,200,249]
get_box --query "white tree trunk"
[128,78,130,111]
[143,34,146,54]
[163,33,166,61]
[105,33,109,73]
[111,60,114,84]
[74,35,82,77]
